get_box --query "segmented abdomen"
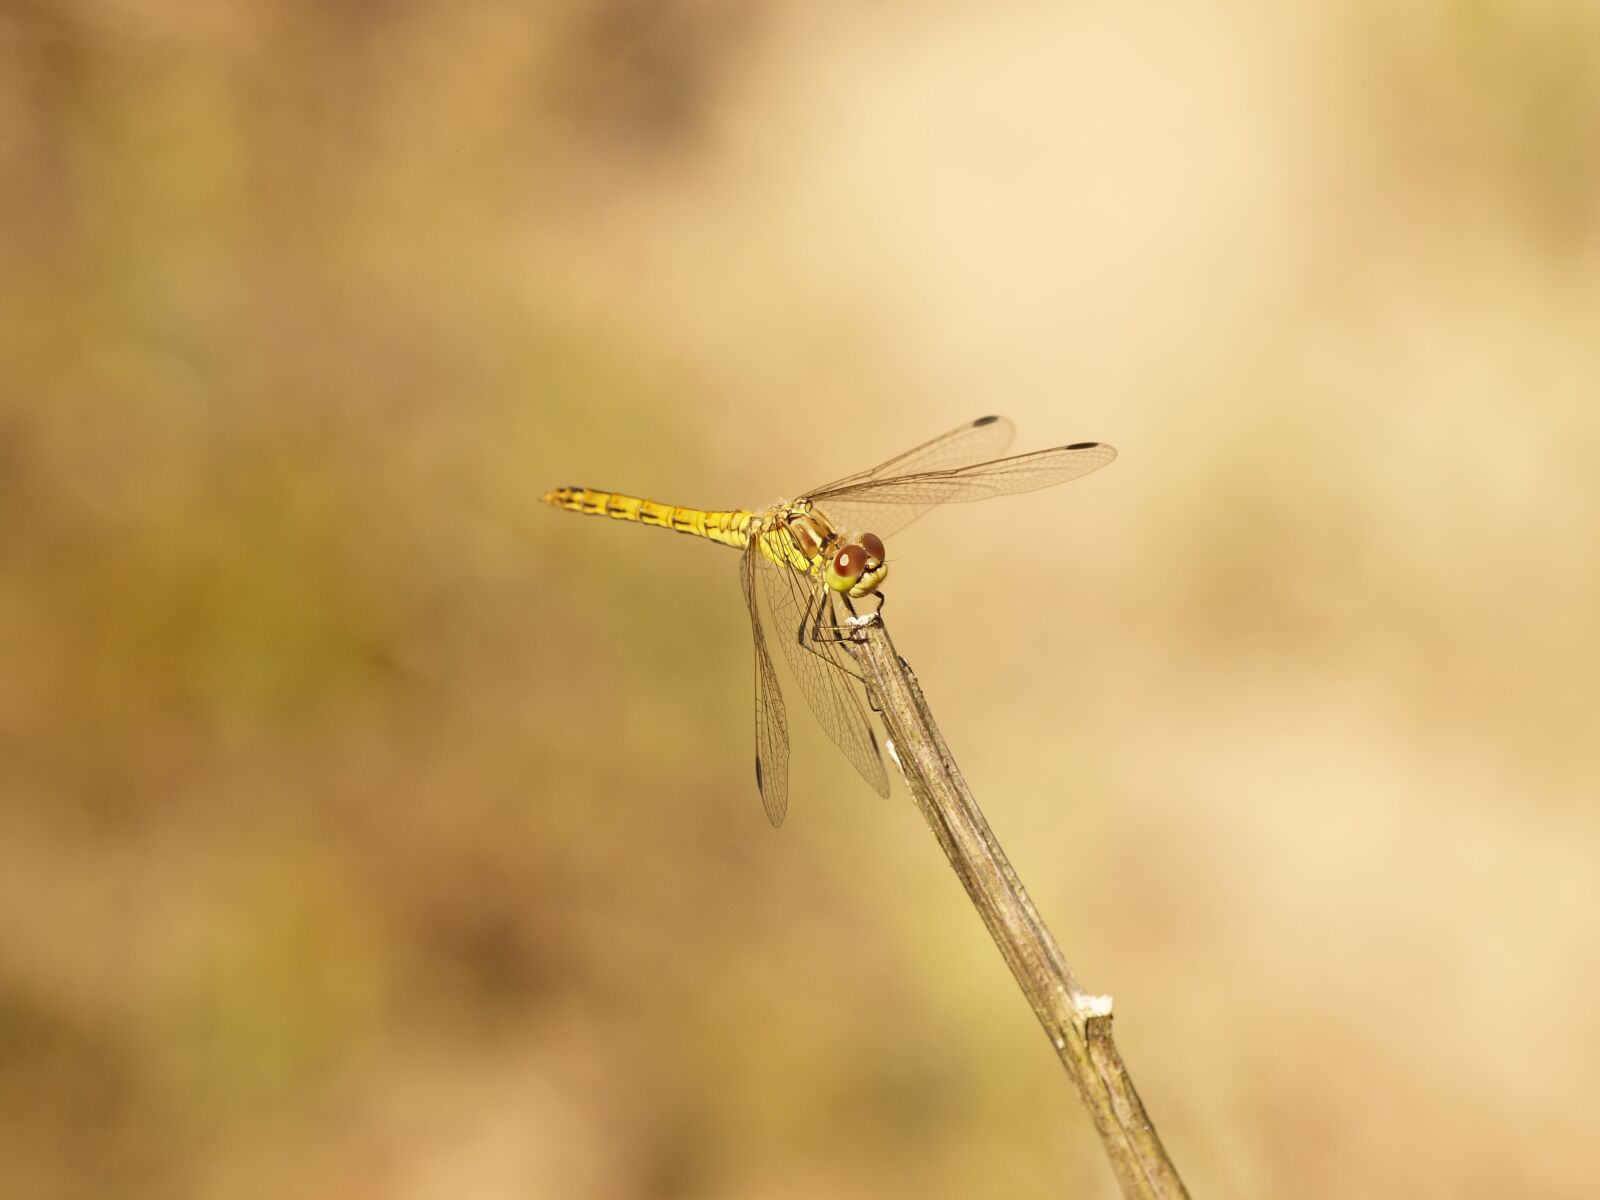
[542,486,754,550]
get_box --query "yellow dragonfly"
[544,416,1115,826]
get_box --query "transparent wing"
[755,549,890,803]
[809,414,1017,497]
[808,440,1117,539]
[741,542,790,826]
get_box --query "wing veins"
[755,548,888,800]
[741,542,790,826]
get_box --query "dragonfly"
[544,416,1115,826]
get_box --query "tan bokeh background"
[4,2,1598,1197]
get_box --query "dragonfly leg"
[796,587,868,679]
[836,590,886,629]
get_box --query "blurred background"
[3,1,1598,1196]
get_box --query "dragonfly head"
[827,531,889,597]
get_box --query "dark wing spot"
[1066,441,1099,450]
[974,415,1000,427]
[755,757,763,789]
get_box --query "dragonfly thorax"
[793,512,888,599]
[779,504,834,560]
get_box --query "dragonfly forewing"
[806,440,1117,541]
[811,415,1018,497]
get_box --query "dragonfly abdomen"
[543,486,753,550]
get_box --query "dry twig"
[845,610,1190,1199]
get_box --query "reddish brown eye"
[834,544,867,578]
[860,532,885,563]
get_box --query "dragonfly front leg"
[829,589,887,629]
[795,586,868,679]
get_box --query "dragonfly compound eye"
[827,543,868,591]
[859,532,885,564]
